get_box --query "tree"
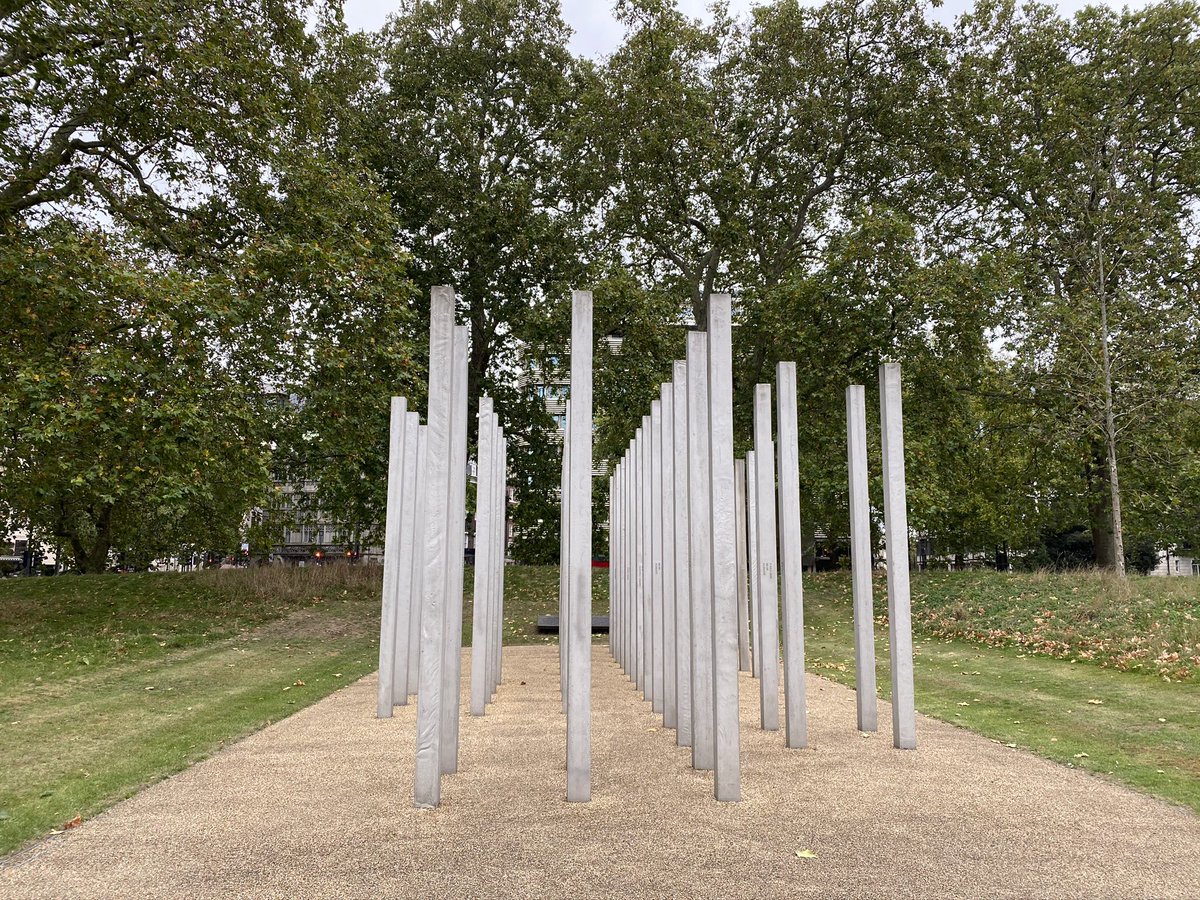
[362,0,593,560]
[0,222,269,572]
[944,0,1200,570]
[0,0,314,250]
[233,16,421,549]
[587,0,945,333]
[1,6,422,565]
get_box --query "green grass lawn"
[803,571,1200,814]
[0,564,607,856]
[1,564,1196,856]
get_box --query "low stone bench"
[536,615,610,634]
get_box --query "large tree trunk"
[67,504,115,574]
[1087,452,1119,569]
[1097,277,1126,576]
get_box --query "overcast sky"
[340,0,1148,58]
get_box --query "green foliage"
[903,569,1200,679]
[0,222,270,572]
[587,0,946,323]
[1,8,421,562]
[0,0,314,248]
[3,0,1199,573]
[943,0,1200,565]
[593,272,688,464]
[242,153,419,545]
[590,0,1200,569]
[357,0,595,562]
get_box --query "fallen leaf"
[1074,752,1089,759]
[795,849,818,859]
[63,814,82,830]
[1087,699,1103,705]
[293,680,305,687]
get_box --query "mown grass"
[803,572,1200,814]
[2,565,1195,856]
[0,564,607,856]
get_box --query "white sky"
[340,0,1149,58]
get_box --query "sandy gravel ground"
[3,644,1198,899]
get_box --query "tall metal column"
[776,363,808,748]
[708,293,741,801]
[880,363,916,750]
[566,290,593,801]
[686,332,714,772]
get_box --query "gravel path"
[3,644,1198,899]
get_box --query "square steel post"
[635,429,646,694]
[441,325,469,774]
[566,289,593,802]
[708,293,741,801]
[560,401,571,714]
[610,464,619,668]
[752,385,780,733]
[614,466,622,667]
[414,287,455,808]
[625,452,633,677]
[846,385,878,732]
[734,458,751,673]
[628,445,637,682]
[493,431,507,693]
[671,362,692,747]
[394,411,421,703]
[640,418,652,703]
[378,396,408,717]
[485,418,500,698]
[686,332,714,771]
[776,363,808,748]
[661,385,677,730]
[880,363,916,750]
[747,450,761,679]
[650,399,665,715]
[486,420,501,698]
[405,425,428,697]
[470,398,495,716]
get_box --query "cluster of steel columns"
[609,293,743,800]
[609,304,918,802]
[375,287,509,810]
[737,364,808,746]
[470,396,508,716]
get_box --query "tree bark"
[1097,252,1126,576]
[1087,450,1118,569]
[67,504,115,574]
